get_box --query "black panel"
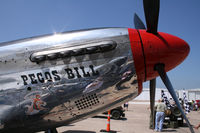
[75,93,99,110]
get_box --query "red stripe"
[128,28,144,94]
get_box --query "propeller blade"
[150,78,156,129]
[155,64,194,133]
[143,0,160,34]
[134,13,146,29]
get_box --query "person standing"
[124,102,129,111]
[154,99,167,132]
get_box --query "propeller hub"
[140,30,190,81]
[128,29,190,82]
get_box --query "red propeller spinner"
[129,29,190,88]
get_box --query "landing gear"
[45,128,58,133]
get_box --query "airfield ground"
[39,101,200,133]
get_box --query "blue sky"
[0,0,199,90]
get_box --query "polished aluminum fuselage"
[0,28,139,132]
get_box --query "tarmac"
[39,101,200,133]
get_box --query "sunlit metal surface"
[0,28,139,132]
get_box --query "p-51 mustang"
[0,0,194,133]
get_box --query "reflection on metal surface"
[0,121,4,130]
[83,77,103,93]
[0,28,139,132]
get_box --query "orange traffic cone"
[100,110,116,133]
[106,110,111,131]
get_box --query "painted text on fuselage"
[21,65,99,85]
